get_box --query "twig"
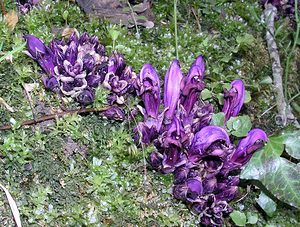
[0,0,6,15]
[127,1,140,39]
[191,7,201,32]
[0,106,111,130]
[284,0,300,99]
[264,4,300,127]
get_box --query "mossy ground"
[0,0,299,226]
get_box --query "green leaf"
[246,212,258,224]
[230,210,247,226]
[241,135,300,208]
[109,29,120,41]
[201,89,212,100]
[256,192,277,217]
[284,131,300,159]
[244,90,251,104]
[259,76,273,85]
[236,33,255,47]
[226,115,252,137]
[210,112,225,127]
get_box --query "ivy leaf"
[241,136,300,208]
[284,131,300,159]
[246,212,258,224]
[201,88,212,100]
[210,112,225,127]
[256,192,277,217]
[230,210,247,226]
[226,115,252,137]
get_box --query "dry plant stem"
[0,106,110,130]
[0,0,6,15]
[264,4,300,127]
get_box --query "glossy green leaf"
[210,112,225,127]
[226,115,252,137]
[241,135,300,208]
[284,131,300,159]
[201,88,212,100]
[256,192,277,217]
[246,212,258,224]
[230,210,247,226]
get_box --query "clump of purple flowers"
[134,56,268,226]
[24,33,136,111]
[17,0,40,14]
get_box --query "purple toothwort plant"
[133,56,268,226]
[25,33,136,108]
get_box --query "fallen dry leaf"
[5,10,18,31]
[62,27,79,39]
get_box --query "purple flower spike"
[136,64,160,119]
[222,80,245,122]
[24,35,47,58]
[24,35,55,74]
[191,126,230,153]
[164,60,183,121]
[180,64,205,113]
[230,128,268,166]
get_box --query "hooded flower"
[222,80,245,122]
[190,126,231,155]
[135,64,160,119]
[24,35,55,75]
[164,60,183,121]
[180,55,205,113]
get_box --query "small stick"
[264,4,300,127]
[0,106,111,130]
[0,0,6,15]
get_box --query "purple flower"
[135,64,160,119]
[191,126,231,154]
[180,55,205,113]
[230,128,268,166]
[148,150,163,170]
[222,80,245,122]
[24,35,55,75]
[221,129,268,175]
[76,88,95,105]
[164,60,183,121]
[162,147,187,173]
[102,106,125,121]
[17,0,40,14]
[173,178,203,202]
[43,76,59,91]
